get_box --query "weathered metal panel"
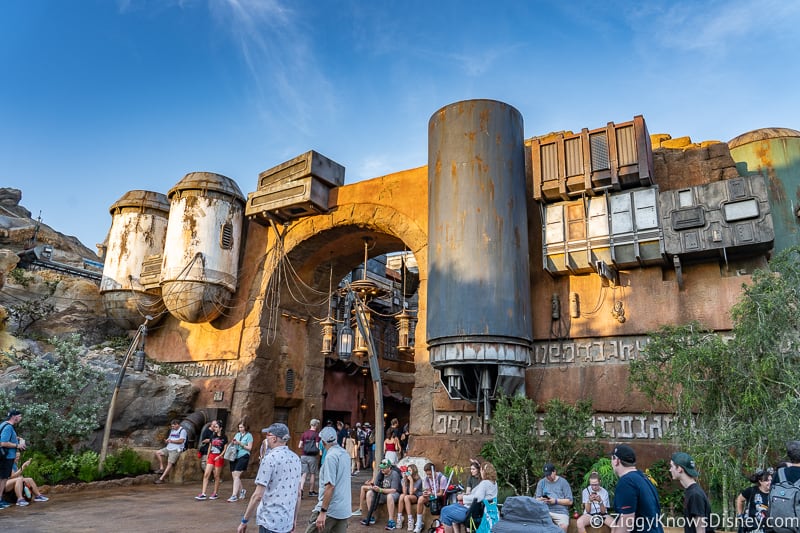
[728,128,800,253]
[100,190,169,330]
[160,172,245,323]
[427,99,531,399]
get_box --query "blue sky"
[2,0,799,251]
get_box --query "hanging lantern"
[396,308,416,354]
[338,322,354,361]
[320,316,336,356]
[353,306,371,358]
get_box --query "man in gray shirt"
[535,462,574,531]
[306,425,352,533]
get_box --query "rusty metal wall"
[427,99,531,403]
[100,190,169,330]
[160,172,245,323]
[728,128,800,253]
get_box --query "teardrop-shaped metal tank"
[728,127,800,253]
[160,172,245,323]
[427,99,532,408]
[100,190,169,330]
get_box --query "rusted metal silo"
[728,128,800,253]
[160,172,245,323]
[427,99,532,416]
[100,190,169,330]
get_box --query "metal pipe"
[98,315,152,472]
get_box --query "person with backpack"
[670,452,714,533]
[298,418,321,497]
[768,441,800,533]
[0,409,26,510]
[735,468,772,533]
[154,419,187,484]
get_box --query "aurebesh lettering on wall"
[433,411,686,440]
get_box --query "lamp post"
[98,315,151,473]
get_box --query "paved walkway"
[0,469,401,533]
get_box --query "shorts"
[208,452,224,468]
[377,492,400,505]
[301,455,319,475]
[231,454,250,472]
[158,447,182,464]
[550,512,570,529]
[0,457,13,479]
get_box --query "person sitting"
[576,471,609,533]
[154,419,187,484]
[535,463,574,532]
[397,464,424,531]
[464,460,482,495]
[412,462,449,533]
[439,462,498,533]
[4,457,49,506]
[359,459,403,528]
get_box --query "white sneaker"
[352,509,362,516]
[16,500,29,507]
[239,489,246,500]
[408,518,414,531]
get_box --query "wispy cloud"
[208,0,334,136]
[629,0,800,53]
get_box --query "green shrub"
[105,448,151,477]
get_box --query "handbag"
[223,443,238,461]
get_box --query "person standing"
[195,420,227,501]
[0,409,26,510]
[670,452,714,533]
[607,444,664,533]
[535,463,574,532]
[299,418,321,497]
[228,421,254,502]
[735,468,772,533]
[238,423,301,533]
[305,425,352,533]
[154,419,187,484]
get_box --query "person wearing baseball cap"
[670,452,713,533]
[304,425,351,533]
[238,423,301,533]
[0,409,25,510]
[608,444,663,533]
[535,462,573,531]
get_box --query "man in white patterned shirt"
[239,423,301,533]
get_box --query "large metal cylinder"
[160,172,245,323]
[728,128,800,253]
[100,190,169,330]
[427,99,532,405]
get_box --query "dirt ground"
[0,469,404,533]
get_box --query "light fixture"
[359,395,368,412]
[338,292,354,361]
[133,349,146,372]
[321,260,336,356]
[353,306,371,358]
[396,253,416,354]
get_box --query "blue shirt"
[614,470,664,533]
[0,422,19,460]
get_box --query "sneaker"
[33,495,49,502]
[385,520,397,530]
[154,479,164,484]
[352,509,362,516]
[16,500,29,507]
[360,518,371,526]
[239,488,246,500]
[227,496,238,503]
[195,493,208,501]
[0,501,10,509]
[370,517,377,525]
[309,490,318,496]
[209,493,219,500]
[413,524,422,533]
[408,518,414,531]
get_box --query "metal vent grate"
[590,133,609,171]
[220,222,234,249]
[285,369,295,393]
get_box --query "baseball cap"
[6,409,21,419]
[612,444,636,463]
[543,463,555,475]
[264,423,290,441]
[379,459,393,469]
[671,452,699,478]
[319,426,338,443]
[364,422,371,428]
[356,422,361,427]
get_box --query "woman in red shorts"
[195,420,228,501]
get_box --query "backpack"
[179,427,188,452]
[303,432,319,455]
[367,430,375,446]
[0,422,9,458]
[768,466,800,533]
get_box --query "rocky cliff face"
[0,188,197,450]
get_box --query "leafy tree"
[0,334,107,455]
[629,246,800,518]
[481,394,605,497]
[6,296,55,334]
